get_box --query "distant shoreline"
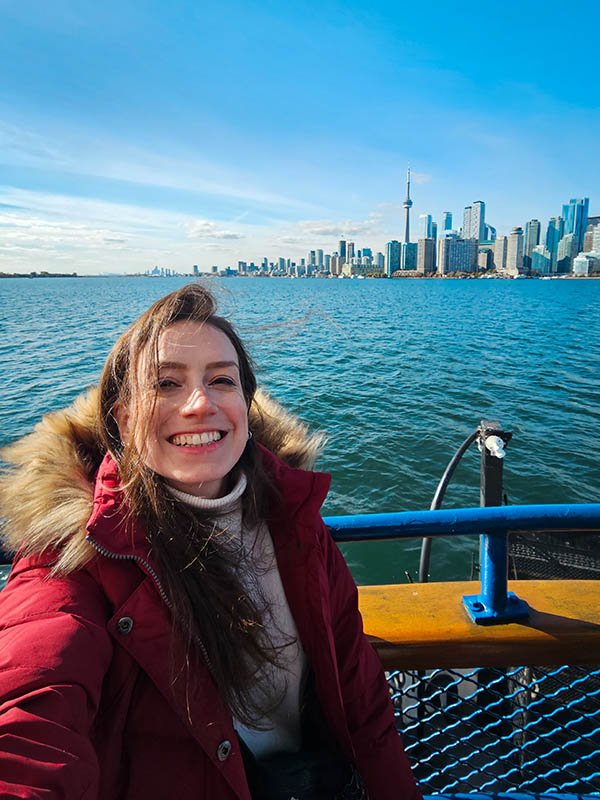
[2,271,599,281]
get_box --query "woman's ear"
[113,402,131,444]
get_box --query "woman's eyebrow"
[158,360,240,370]
[206,361,240,371]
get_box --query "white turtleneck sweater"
[168,475,306,757]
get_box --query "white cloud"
[411,171,431,185]
[186,219,245,240]
[295,216,381,239]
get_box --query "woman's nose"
[181,387,217,415]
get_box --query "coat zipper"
[86,534,212,669]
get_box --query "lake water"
[1,275,599,584]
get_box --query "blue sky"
[1,0,598,273]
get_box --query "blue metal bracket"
[462,529,529,624]
[463,590,529,624]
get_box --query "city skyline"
[0,1,598,275]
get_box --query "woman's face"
[119,320,249,498]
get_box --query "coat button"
[216,740,232,761]
[116,616,134,635]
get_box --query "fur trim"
[0,387,324,566]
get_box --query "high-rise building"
[545,217,565,268]
[403,167,413,243]
[419,214,433,239]
[437,237,478,274]
[523,219,541,271]
[376,252,385,270]
[484,224,496,243]
[317,249,324,269]
[339,240,347,262]
[494,236,508,271]
[557,233,578,274]
[385,240,401,276]
[506,227,524,276]
[402,242,418,270]
[463,206,472,238]
[531,245,553,275]
[442,212,453,231]
[417,238,436,274]
[471,201,486,242]
[431,221,438,242]
[346,242,355,261]
[562,198,589,252]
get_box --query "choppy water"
[1,275,599,584]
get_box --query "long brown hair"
[98,283,283,725]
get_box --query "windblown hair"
[98,283,283,726]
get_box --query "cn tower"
[403,166,412,243]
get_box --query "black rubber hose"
[418,429,479,583]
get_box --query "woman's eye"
[211,376,236,387]
[157,378,179,389]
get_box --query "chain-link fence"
[388,665,600,795]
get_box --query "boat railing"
[324,504,600,796]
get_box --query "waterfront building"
[347,242,355,261]
[557,233,578,274]
[478,248,493,270]
[325,254,331,272]
[443,211,453,231]
[386,240,401,276]
[531,245,553,275]
[339,240,347,263]
[437,237,478,274]
[431,221,438,242]
[572,253,598,276]
[524,219,541,272]
[506,227,524,276]
[403,167,413,244]
[562,197,589,252]
[317,249,324,269]
[417,238,436,274]
[402,242,418,270]
[193,265,199,276]
[376,252,385,270]
[545,216,565,268]
[494,236,508,271]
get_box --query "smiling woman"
[0,283,420,800]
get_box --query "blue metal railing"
[324,503,600,624]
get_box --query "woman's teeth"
[171,431,223,446]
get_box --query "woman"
[0,284,420,800]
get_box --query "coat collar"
[85,447,331,559]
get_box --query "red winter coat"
[0,443,420,800]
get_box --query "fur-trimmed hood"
[0,387,324,570]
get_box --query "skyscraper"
[506,227,524,276]
[417,238,436,274]
[545,217,565,269]
[419,214,433,239]
[524,219,541,272]
[562,198,589,252]
[471,201,485,242]
[339,240,347,262]
[385,240,401,276]
[442,212,453,231]
[403,167,412,243]
[463,206,472,239]
[463,201,485,241]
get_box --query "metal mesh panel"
[509,530,600,580]
[388,665,600,795]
